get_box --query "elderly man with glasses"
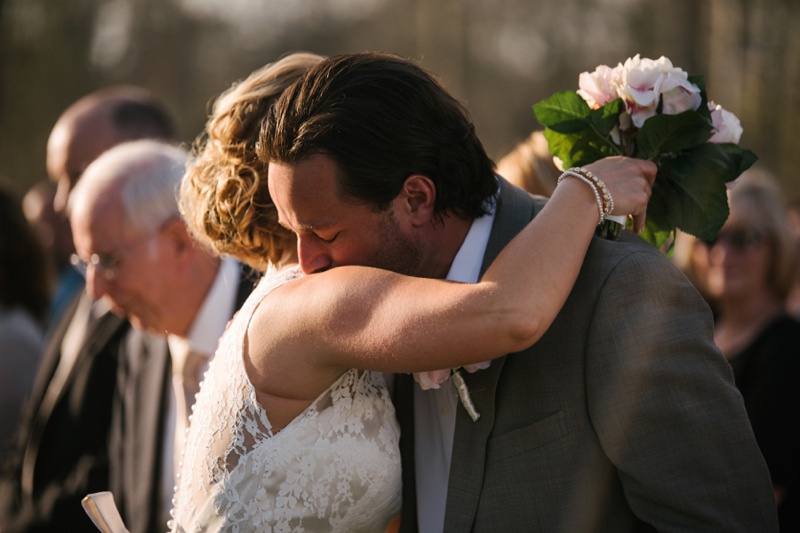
[66,140,257,533]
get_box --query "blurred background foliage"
[1,0,798,200]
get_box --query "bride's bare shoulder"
[244,270,349,399]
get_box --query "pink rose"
[577,65,620,109]
[708,101,743,144]
[617,55,701,128]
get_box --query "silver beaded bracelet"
[557,169,605,225]
[575,166,614,217]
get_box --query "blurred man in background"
[0,87,177,533]
[22,181,81,332]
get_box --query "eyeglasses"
[70,251,124,280]
[703,228,768,252]
[70,231,158,281]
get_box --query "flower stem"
[596,218,623,240]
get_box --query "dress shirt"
[414,201,496,533]
[160,258,242,524]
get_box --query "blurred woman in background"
[704,171,799,529]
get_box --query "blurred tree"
[0,0,797,202]
[0,0,98,189]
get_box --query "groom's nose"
[297,235,333,274]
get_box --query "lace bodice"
[170,266,401,532]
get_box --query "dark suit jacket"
[109,264,258,533]
[397,180,778,532]
[0,290,130,533]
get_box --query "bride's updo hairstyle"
[180,52,324,271]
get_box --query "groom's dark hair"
[259,52,498,219]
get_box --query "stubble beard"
[368,208,426,278]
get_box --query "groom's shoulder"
[583,230,683,286]
[501,182,681,277]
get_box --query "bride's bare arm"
[251,157,654,387]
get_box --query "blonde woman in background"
[702,171,800,529]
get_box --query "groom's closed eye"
[315,231,340,244]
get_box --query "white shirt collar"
[445,194,497,283]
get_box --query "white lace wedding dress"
[169,266,402,533]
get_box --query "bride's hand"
[583,156,656,233]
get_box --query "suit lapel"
[41,295,114,412]
[32,304,126,431]
[395,374,418,533]
[22,305,127,496]
[442,180,539,531]
[25,291,83,415]
[7,291,80,476]
[442,358,505,531]
[479,180,539,277]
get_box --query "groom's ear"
[397,174,436,226]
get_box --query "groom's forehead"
[270,155,338,197]
[269,156,349,225]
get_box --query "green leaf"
[714,143,758,179]
[637,220,674,250]
[542,128,620,169]
[533,91,593,133]
[542,129,581,168]
[637,110,713,160]
[688,75,712,123]
[644,177,680,233]
[589,99,625,137]
[568,134,621,167]
[653,143,738,240]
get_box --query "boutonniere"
[413,361,490,421]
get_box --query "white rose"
[577,64,620,109]
[660,80,702,116]
[708,101,743,144]
[618,55,701,128]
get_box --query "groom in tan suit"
[262,52,779,531]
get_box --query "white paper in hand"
[81,491,130,533]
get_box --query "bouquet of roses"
[533,54,757,248]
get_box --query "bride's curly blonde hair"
[180,52,324,271]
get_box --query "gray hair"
[71,139,189,235]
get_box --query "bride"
[172,52,655,532]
